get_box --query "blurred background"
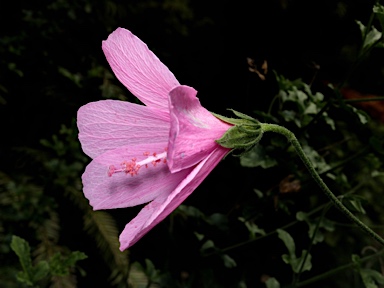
[1,0,384,287]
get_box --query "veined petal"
[119,146,229,250]
[77,100,170,159]
[102,28,180,110]
[82,143,192,210]
[167,85,232,173]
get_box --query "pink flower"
[77,28,231,251]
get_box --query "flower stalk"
[216,110,384,247]
[259,123,384,247]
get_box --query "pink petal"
[102,28,180,111]
[119,146,230,250]
[77,100,170,159]
[167,85,232,173]
[82,143,192,210]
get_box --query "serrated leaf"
[50,251,87,276]
[15,271,33,286]
[10,236,33,283]
[238,217,266,238]
[32,261,49,281]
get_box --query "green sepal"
[212,109,259,125]
[216,125,262,149]
[214,109,263,152]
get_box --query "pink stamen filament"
[108,152,167,177]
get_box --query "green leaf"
[238,217,266,238]
[10,235,50,285]
[32,261,49,282]
[277,229,312,273]
[177,204,204,218]
[201,240,215,251]
[342,195,367,214]
[354,254,384,288]
[374,3,384,32]
[49,251,87,276]
[277,229,296,258]
[10,235,33,284]
[221,254,237,268]
[265,277,280,288]
[360,268,384,288]
[143,259,161,283]
[296,211,334,245]
[302,145,331,173]
[240,145,278,168]
[206,213,229,231]
[356,20,382,52]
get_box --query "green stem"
[205,202,329,257]
[260,123,384,247]
[293,204,331,285]
[296,249,384,287]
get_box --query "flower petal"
[82,143,192,210]
[119,146,229,250]
[77,100,170,159]
[102,28,180,110]
[167,85,232,173]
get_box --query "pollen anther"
[108,151,167,177]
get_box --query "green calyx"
[213,109,263,153]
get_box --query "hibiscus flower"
[77,28,232,251]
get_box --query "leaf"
[296,211,335,244]
[374,3,384,32]
[360,268,384,288]
[277,229,312,273]
[240,145,278,168]
[177,204,205,218]
[277,229,296,258]
[265,277,280,288]
[206,213,229,231]
[32,261,49,282]
[49,251,87,276]
[342,195,367,214]
[10,235,50,285]
[201,239,215,251]
[10,235,33,284]
[144,259,160,282]
[238,217,266,238]
[221,254,237,268]
[354,254,384,288]
[302,145,331,173]
[356,20,382,53]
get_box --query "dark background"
[1,0,383,287]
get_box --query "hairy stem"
[260,123,384,247]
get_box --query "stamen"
[108,165,116,177]
[107,151,167,177]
